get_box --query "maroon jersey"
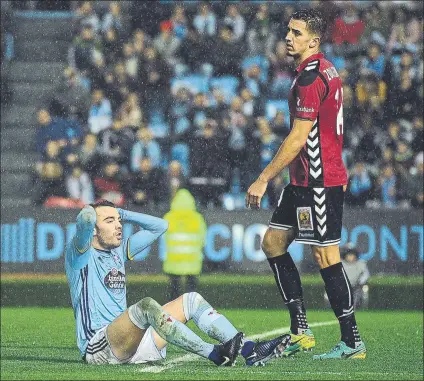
[288,53,347,187]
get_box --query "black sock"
[320,262,362,348]
[268,253,309,334]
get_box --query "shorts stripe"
[269,222,293,230]
[87,337,106,351]
[86,341,108,355]
[294,238,340,247]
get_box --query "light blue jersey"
[65,206,168,356]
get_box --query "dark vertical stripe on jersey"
[79,268,91,340]
[82,265,95,338]
[80,266,95,339]
[307,115,324,187]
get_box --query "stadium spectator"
[130,127,162,172]
[101,28,121,67]
[211,25,244,77]
[102,2,124,35]
[154,20,181,68]
[170,5,188,41]
[360,43,386,79]
[223,4,246,42]
[33,140,65,205]
[166,160,189,201]
[411,116,423,155]
[247,3,276,57]
[122,42,138,78]
[88,89,113,135]
[127,157,167,207]
[345,162,374,207]
[391,70,418,121]
[71,25,102,74]
[340,244,370,310]
[240,88,262,118]
[78,133,102,178]
[268,41,294,98]
[74,1,100,35]
[65,164,95,204]
[387,6,422,54]
[360,3,390,48]
[93,161,126,206]
[377,164,398,208]
[193,2,217,37]
[270,111,290,140]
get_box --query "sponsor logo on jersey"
[296,97,315,113]
[104,268,126,291]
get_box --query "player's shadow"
[2,355,82,364]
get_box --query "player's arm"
[259,119,315,183]
[118,208,168,261]
[74,205,96,254]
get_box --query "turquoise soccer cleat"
[313,341,366,360]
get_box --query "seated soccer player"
[65,200,290,366]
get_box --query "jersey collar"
[295,53,324,74]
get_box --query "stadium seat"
[210,76,240,103]
[265,99,290,125]
[171,74,209,95]
[171,143,190,176]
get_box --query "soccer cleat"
[210,332,245,366]
[282,329,316,357]
[243,334,291,367]
[313,341,366,360]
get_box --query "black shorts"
[269,184,344,246]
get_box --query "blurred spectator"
[33,141,65,205]
[355,116,382,165]
[167,160,189,201]
[154,21,181,68]
[331,3,365,48]
[75,1,100,35]
[71,25,102,74]
[127,158,167,207]
[178,26,210,72]
[360,43,386,79]
[93,161,126,206]
[119,92,143,128]
[190,120,230,208]
[361,3,390,48]
[247,3,276,57]
[268,41,294,98]
[65,164,95,204]
[102,28,121,67]
[99,119,135,166]
[411,116,423,155]
[341,244,370,309]
[240,88,262,118]
[255,117,279,171]
[130,127,162,172]
[88,89,113,134]
[377,164,397,208]
[345,162,374,207]
[270,111,289,140]
[391,71,418,121]
[50,66,90,121]
[387,6,422,54]
[193,2,217,37]
[122,42,138,78]
[102,2,124,35]
[170,5,188,40]
[78,134,102,178]
[394,140,414,171]
[223,4,246,42]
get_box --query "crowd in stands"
[26,0,423,209]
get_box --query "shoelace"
[328,343,343,353]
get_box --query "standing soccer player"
[245,9,366,359]
[65,200,290,366]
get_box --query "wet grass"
[1,308,422,380]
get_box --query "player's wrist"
[258,174,269,183]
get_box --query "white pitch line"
[137,319,338,373]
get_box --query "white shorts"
[84,326,167,365]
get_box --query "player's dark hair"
[291,9,327,39]
[89,200,116,210]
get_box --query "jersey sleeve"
[119,209,169,261]
[66,206,96,269]
[294,69,328,121]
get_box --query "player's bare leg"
[262,228,315,355]
[312,245,366,359]
[107,295,244,366]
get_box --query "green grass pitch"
[1,308,422,380]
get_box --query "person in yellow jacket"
[163,188,207,300]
